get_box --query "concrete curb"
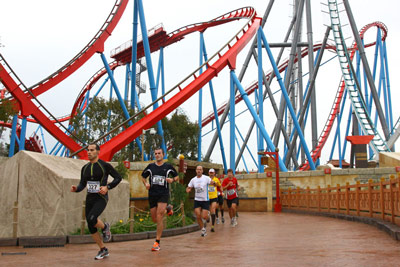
[0,224,200,247]
[0,238,17,246]
[283,209,400,241]
[18,236,67,247]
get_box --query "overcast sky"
[0,0,399,170]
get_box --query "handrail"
[281,176,400,226]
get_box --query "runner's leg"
[156,202,167,241]
[86,198,107,250]
[194,207,203,228]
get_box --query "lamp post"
[141,128,156,161]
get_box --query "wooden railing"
[281,175,400,226]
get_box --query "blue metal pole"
[124,64,130,102]
[230,71,236,173]
[383,41,393,131]
[234,127,249,173]
[38,126,48,154]
[200,38,227,173]
[234,123,254,173]
[8,114,18,157]
[136,0,167,156]
[131,0,139,111]
[100,54,133,125]
[377,33,390,129]
[231,70,288,172]
[82,77,110,115]
[197,33,204,161]
[257,28,264,173]
[100,53,145,158]
[107,71,113,141]
[19,117,27,151]
[259,29,315,170]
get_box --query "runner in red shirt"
[221,169,240,227]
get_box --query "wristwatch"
[107,184,111,190]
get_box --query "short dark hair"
[88,143,100,151]
[227,168,234,174]
[154,147,164,155]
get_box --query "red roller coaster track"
[0,3,260,161]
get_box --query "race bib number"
[152,175,165,186]
[87,181,100,193]
[195,187,204,194]
[227,189,236,196]
[208,185,215,192]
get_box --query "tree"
[71,97,199,162]
[162,108,199,160]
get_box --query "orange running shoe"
[166,204,173,216]
[151,241,160,251]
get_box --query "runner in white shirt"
[186,165,215,237]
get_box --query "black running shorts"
[149,194,169,209]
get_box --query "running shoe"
[151,241,161,251]
[234,217,238,226]
[94,247,109,260]
[166,204,174,216]
[221,217,225,224]
[230,218,235,227]
[201,227,207,237]
[211,226,215,232]
[216,218,220,224]
[102,222,112,242]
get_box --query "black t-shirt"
[141,162,178,196]
[76,159,122,200]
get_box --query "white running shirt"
[188,175,212,201]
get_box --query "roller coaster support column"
[205,1,275,163]
[8,114,18,157]
[130,0,138,112]
[272,0,304,147]
[285,27,331,168]
[100,53,147,159]
[19,117,27,151]
[155,47,166,102]
[107,72,113,141]
[136,0,167,156]
[230,71,236,172]
[259,28,316,170]
[231,70,288,172]
[200,35,227,172]
[198,33,204,161]
[257,28,264,173]
[342,0,390,140]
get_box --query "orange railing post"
[390,176,395,224]
[327,185,331,213]
[368,179,373,218]
[288,188,292,209]
[306,187,310,210]
[356,181,360,217]
[380,177,385,221]
[317,186,321,212]
[336,184,340,213]
[345,182,350,215]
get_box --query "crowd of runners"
[71,145,240,260]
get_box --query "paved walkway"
[1,212,400,266]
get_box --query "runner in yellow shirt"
[208,169,221,232]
